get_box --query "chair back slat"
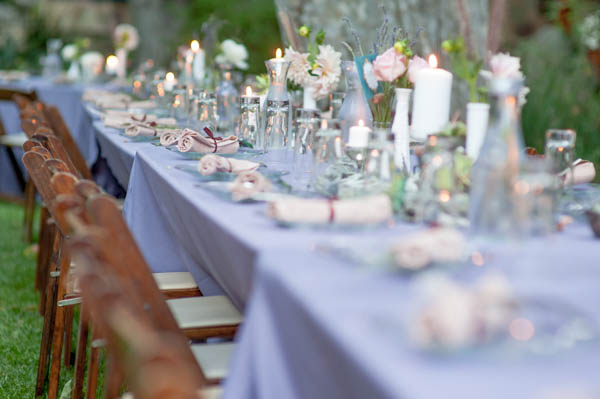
[44,106,92,179]
[22,151,56,206]
[23,139,43,152]
[32,133,80,177]
[49,171,78,197]
[75,180,102,200]
[22,117,48,138]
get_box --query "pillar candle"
[411,54,453,141]
[347,120,371,148]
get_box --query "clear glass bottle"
[338,61,373,143]
[216,68,239,133]
[260,58,291,150]
[42,39,63,79]
[469,77,525,238]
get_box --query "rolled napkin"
[560,159,596,185]
[197,154,260,176]
[267,194,393,225]
[391,228,466,271]
[125,124,179,137]
[409,273,515,350]
[160,130,182,147]
[176,128,239,154]
[229,171,272,201]
[104,114,177,129]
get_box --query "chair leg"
[105,353,123,399]
[86,340,100,399]
[72,305,89,399]
[35,272,58,397]
[47,304,65,399]
[35,207,49,295]
[63,306,74,368]
[23,179,36,243]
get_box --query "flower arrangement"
[113,24,139,51]
[580,10,600,51]
[442,37,486,103]
[343,6,425,123]
[284,26,342,100]
[215,39,249,70]
[61,38,90,64]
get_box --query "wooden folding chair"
[0,88,39,240]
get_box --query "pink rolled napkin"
[160,130,182,147]
[229,171,272,201]
[176,128,239,154]
[197,154,259,176]
[125,125,179,137]
[267,194,393,224]
[560,159,596,185]
[391,228,466,270]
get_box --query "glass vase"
[260,58,291,150]
[365,122,394,183]
[469,77,526,238]
[237,95,261,145]
[338,60,372,143]
[216,68,239,133]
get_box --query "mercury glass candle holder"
[237,95,261,145]
[259,58,291,150]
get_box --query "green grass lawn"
[0,201,103,398]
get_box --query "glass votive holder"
[198,91,218,132]
[329,92,345,119]
[237,95,261,145]
[170,85,189,122]
[545,129,576,175]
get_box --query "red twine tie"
[203,127,223,153]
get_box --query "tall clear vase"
[260,58,291,151]
[391,88,412,173]
[469,78,525,239]
[216,68,239,133]
[338,60,372,143]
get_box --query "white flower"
[114,24,139,51]
[61,44,77,61]
[518,86,530,108]
[215,39,248,70]
[284,47,312,87]
[311,45,342,99]
[363,60,378,91]
[489,52,522,79]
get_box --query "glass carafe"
[338,61,373,143]
[260,58,291,150]
[43,39,63,79]
[469,78,525,238]
[216,69,239,133]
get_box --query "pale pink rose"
[407,56,429,84]
[489,52,523,79]
[372,47,407,82]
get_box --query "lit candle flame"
[275,48,282,59]
[428,54,438,69]
[191,40,200,52]
[106,55,118,68]
[245,86,253,96]
[166,72,175,81]
[358,119,364,127]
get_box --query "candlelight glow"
[166,72,175,81]
[428,54,438,68]
[358,119,364,127]
[106,55,119,68]
[191,40,200,52]
[245,86,253,96]
[321,119,328,129]
[275,48,282,59]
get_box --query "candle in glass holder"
[191,40,206,83]
[164,72,177,91]
[347,120,371,148]
[411,54,453,141]
[238,86,261,144]
[105,55,119,75]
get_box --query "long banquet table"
[14,80,600,398]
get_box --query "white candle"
[411,54,453,141]
[191,40,206,83]
[347,120,371,148]
[466,102,490,160]
[105,55,119,75]
[164,72,177,91]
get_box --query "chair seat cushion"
[0,132,28,147]
[153,272,198,291]
[191,342,235,382]
[167,296,242,329]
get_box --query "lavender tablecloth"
[223,226,600,399]
[0,77,98,195]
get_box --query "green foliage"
[514,26,600,175]
[442,37,486,103]
[175,0,281,74]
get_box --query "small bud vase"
[391,88,412,173]
[116,48,127,79]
